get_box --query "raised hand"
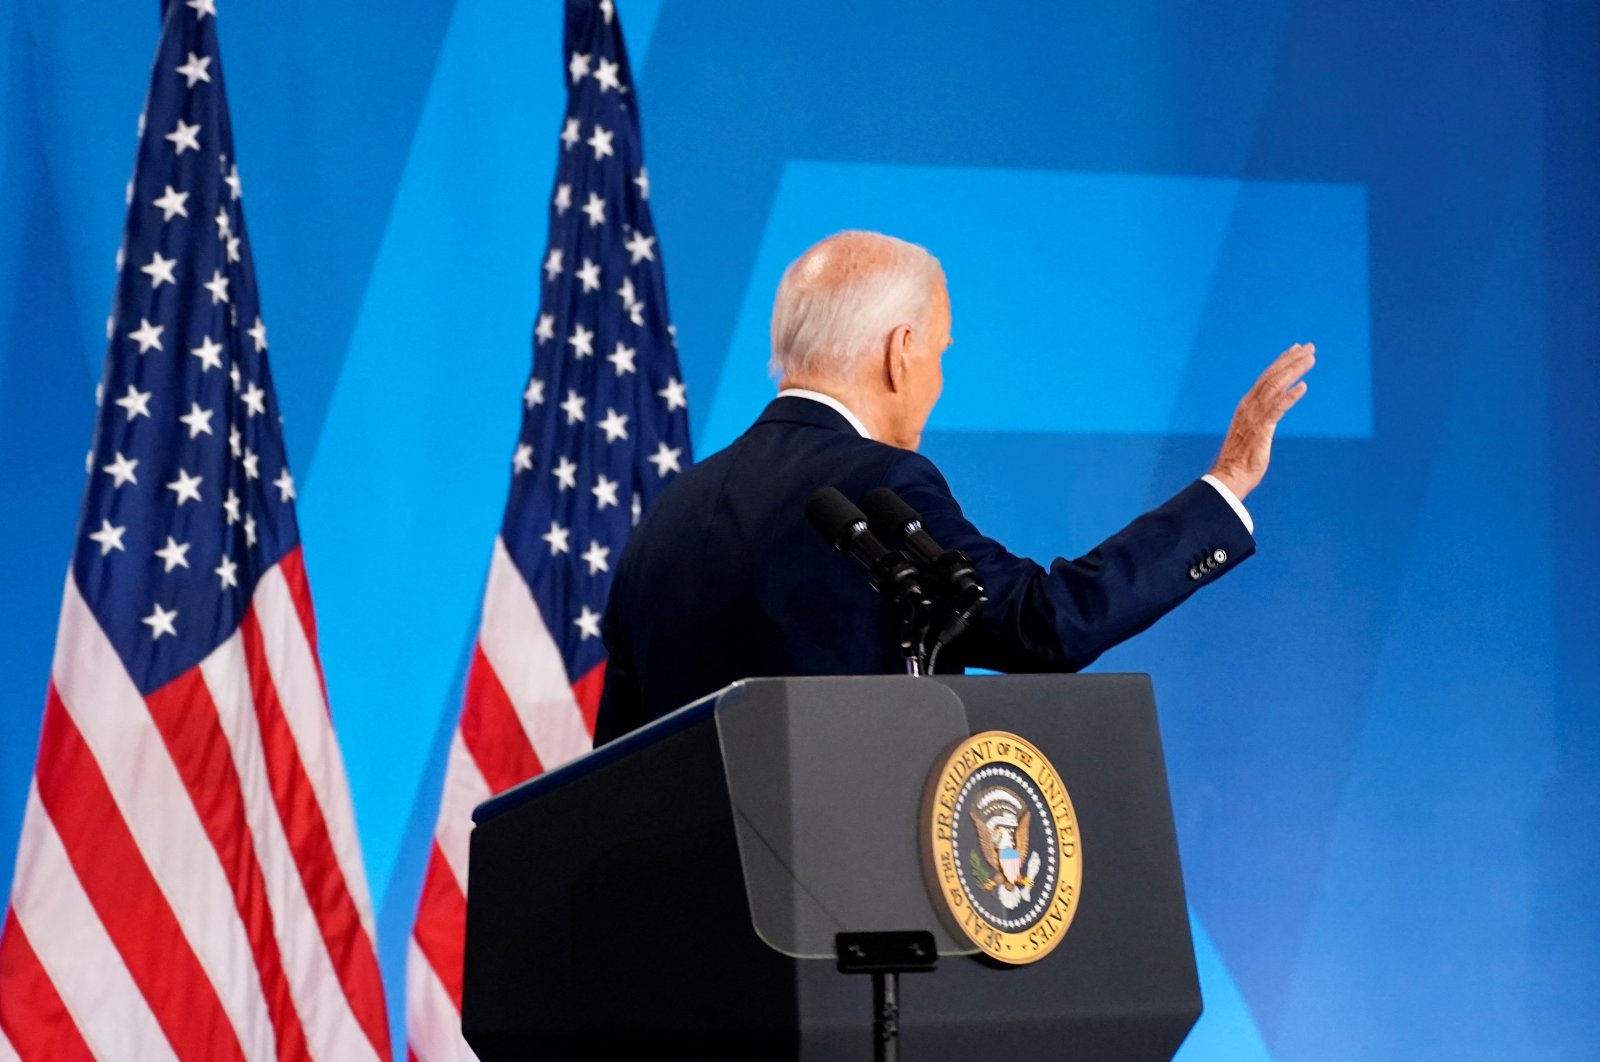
[1208,343,1315,501]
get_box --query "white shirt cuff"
[1201,474,1255,535]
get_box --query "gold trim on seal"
[922,730,1083,964]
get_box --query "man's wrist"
[1206,465,1254,502]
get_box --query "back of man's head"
[769,230,945,383]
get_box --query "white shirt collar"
[776,388,872,439]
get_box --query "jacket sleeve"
[592,597,640,746]
[884,451,1257,673]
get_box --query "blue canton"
[74,0,298,694]
[499,0,693,683]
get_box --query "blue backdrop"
[3,0,1597,1057]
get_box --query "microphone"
[805,486,932,622]
[860,488,988,660]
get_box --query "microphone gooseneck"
[860,487,989,670]
[806,487,932,671]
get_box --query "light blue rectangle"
[704,161,1371,451]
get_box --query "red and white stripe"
[0,548,391,1062]
[404,537,598,1062]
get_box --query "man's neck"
[775,381,876,440]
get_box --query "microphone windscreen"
[860,487,920,546]
[805,486,864,548]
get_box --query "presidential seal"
[922,731,1082,964]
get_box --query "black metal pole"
[873,970,900,1062]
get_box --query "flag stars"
[561,117,581,150]
[154,536,191,573]
[215,206,232,237]
[140,251,177,288]
[204,269,230,304]
[114,383,153,421]
[187,0,216,19]
[229,364,242,392]
[568,324,595,359]
[581,540,611,575]
[176,52,212,87]
[179,402,214,438]
[617,275,644,324]
[88,519,127,555]
[594,58,623,93]
[648,441,684,477]
[191,335,223,370]
[274,468,296,502]
[214,555,238,590]
[142,603,178,641]
[568,51,592,83]
[561,389,587,423]
[241,381,267,417]
[607,341,636,376]
[634,167,650,200]
[172,404,218,445]
[592,473,620,510]
[228,425,242,458]
[167,468,203,506]
[544,248,564,281]
[152,185,190,220]
[553,183,572,214]
[523,377,545,408]
[223,489,241,524]
[512,443,534,474]
[542,520,571,555]
[581,192,606,228]
[624,230,656,264]
[248,316,267,351]
[241,449,261,480]
[574,606,602,640]
[243,513,258,548]
[535,314,555,344]
[600,0,615,23]
[658,376,688,411]
[586,124,615,161]
[576,257,602,292]
[224,164,242,201]
[552,455,578,490]
[165,118,201,155]
[103,452,139,487]
[598,407,629,443]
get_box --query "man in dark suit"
[594,231,1313,743]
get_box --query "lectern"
[463,674,1201,1059]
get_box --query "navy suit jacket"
[593,396,1254,744]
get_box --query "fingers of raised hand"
[1251,342,1315,403]
[1262,342,1315,388]
[1270,379,1310,418]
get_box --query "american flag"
[0,2,391,1060]
[403,1,692,1059]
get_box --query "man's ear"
[885,324,912,394]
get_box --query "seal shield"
[922,730,1083,964]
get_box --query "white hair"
[769,230,945,381]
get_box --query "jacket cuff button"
[1188,566,1201,581]
[1212,548,1228,565]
